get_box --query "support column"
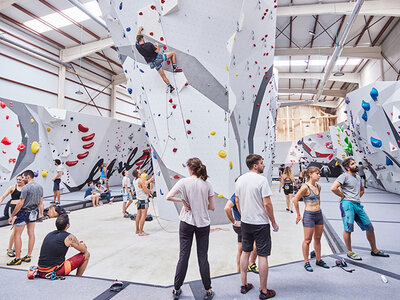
[380,58,385,81]
[110,83,116,118]
[57,66,66,109]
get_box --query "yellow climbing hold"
[218,150,227,158]
[336,133,340,137]
[218,194,223,198]
[41,169,48,177]
[235,73,238,77]
[229,161,233,169]
[210,131,216,136]
[46,128,51,132]
[30,118,34,124]
[225,65,229,71]
[234,35,236,41]
[31,141,40,154]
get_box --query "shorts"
[284,187,293,195]
[53,178,61,191]
[38,253,86,278]
[150,53,167,70]
[340,200,374,232]
[137,200,149,210]
[15,209,38,226]
[233,225,242,243]
[85,194,98,201]
[302,210,324,228]
[122,191,133,203]
[99,177,108,185]
[360,175,366,180]
[241,222,271,257]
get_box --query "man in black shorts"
[52,159,63,204]
[235,154,279,299]
[136,26,181,93]
[358,162,367,188]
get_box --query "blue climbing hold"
[145,131,149,137]
[370,137,382,148]
[361,100,370,111]
[142,123,146,128]
[152,152,157,159]
[345,97,350,104]
[370,88,378,101]
[157,171,160,176]
[297,140,302,145]
[139,69,144,73]
[144,100,147,104]
[362,110,368,121]
[386,156,394,166]
[141,86,145,90]
[159,189,164,196]
[128,88,132,94]
[116,47,119,51]
[119,2,123,10]
[126,27,131,32]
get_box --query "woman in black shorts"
[0,175,25,257]
[279,167,295,213]
[293,166,329,272]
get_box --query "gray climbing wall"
[98,0,278,223]
[0,97,150,198]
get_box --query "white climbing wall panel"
[98,0,278,223]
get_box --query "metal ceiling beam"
[67,0,108,31]
[278,72,360,84]
[279,100,339,109]
[275,46,382,59]
[60,38,114,63]
[277,0,400,17]
[278,89,347,97]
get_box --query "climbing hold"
[78,124,89,132]
[46,128,51,132]
[33,171,39,177]
[316,133,323,138]
[119,2,123,10]
[139,69,144,73]
[186,119,191,124]
[345,97,350,104]
[344,136,349,144]
[361,100,370,111]
[159,189,164,196]
[172,148,178,153]
[65,160,78,167]
[187,130,191,134]
[229,161,233,169]
[152,152,157,159]
[172,105,177,109]
[151,5,156,10]
[0,101,6,108]
[77,151,89,159]
[1,137,12,145]
[173,174,180,179]
[82,142,94,149]
[218,194,223,198]
[218,150,227,158]
[370,87,378,101]
[387,131,390,135]
[17,143,25,151]
[81,133,95,141]
[370,137,382,148]
[328,154,333,160]
[149,32,154,36]
[126,27,131,32]
[5,115,9,120]
[210,131,216,135]
[30,118,34,124]
[128,88,133,94]
[362,110,368,121]
[169,99,173,103]
[41,169,48,177]
[31,141,40,154]
[386,157,394,166]
[8,158,16,163]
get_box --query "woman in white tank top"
[132,169,152,236]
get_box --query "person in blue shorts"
[331,158,389,260]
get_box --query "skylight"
[274,58,361,67]
[24,1,104,33]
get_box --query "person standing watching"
[166,158,215,300]
[132,169,152,236]
[7,170,43,266]
[236,154,279,299]
[52,159,64,204]
[122,170,134,218]
[331,158,389,260]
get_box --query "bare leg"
[285,194,290,210]
[288,193,293,210]
[157,67,170,85]
[122,202,127,216]
[53,191,56,202]
[314,225,324,261]
[126,200,133,210]
[139,207,149,235]
[258,256,269,294]
[8,226,15,251]
[56,191,61,204]
[95,195,99,206]
[302,227,314,263]
[76,251,90,276]
[136,210,141,234]
[165,52,177,64]
[91,195,95,207]
[240,251,251,286]
[26,222,35,257]
[13,225,25,259]
[343,231,352,253]
[249,244,257,266]
[366,230,378,252]
[236,242,242,273]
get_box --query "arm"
[0,186,13,204]
[360,186,365,198]
[9,198,25,222]
[279,177,283,192]
[138,179,151,195]
[154,42,160,53]
[104,167,108,179]
[331,181,344,202]
[263,196,278,231]
[145,176,154,186]
[166,186,190,211]
[293,185,307,224]
[65,234,87,253]
[224,201,235,224]
[137,26,143,36]
[208,195,215,211]
[235,196,241,214]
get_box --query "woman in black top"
[0,175,25,257]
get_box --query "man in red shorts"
[37,214,90,278]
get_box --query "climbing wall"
[98,0,278,223]
[0,97,150,198]
[338,82,400,194]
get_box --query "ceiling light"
[75,90,83,95]
[319,98,326,103]
[308,30,315,36]
[333,71,345,77]
[310,116,316,119]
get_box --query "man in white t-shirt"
[235,154,279,299]
[52,159,64,204]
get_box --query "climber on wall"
[136,26,182,93]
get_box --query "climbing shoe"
[371,250,390,257]
[21,255,31,262]
[248,263,259,274]
[168,85,175,93]
[347,251,362,260]
[204,290,214,300]
[7,258,22,265]
[304,262,313,272]
[316,259,330,269]
[172,289,181,300]
[7,249,15,257]
[240,283,253,294]
[259,289,276,299]
[173,68,182,73]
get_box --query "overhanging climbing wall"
[98,0,278,223]
[340,82,400,194]
[0,97,150,200]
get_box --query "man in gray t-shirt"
[7,170,44,266]
[331,158,389,261]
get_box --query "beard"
[351,166,359,173]
[258,166,264,173]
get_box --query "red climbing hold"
[160,37,164,41]
[186,119,191,124]
[17,143,25,151]
[82,142,94,149]
[1,137,11,145]
[169,98,173,103]
[150,32,154,36]
[78,124,89,132]
[161,0,165,3]
[150,5,156,10]
[163,45,167,50]
[0,102,6,108]
[173,174,179,179]
[16,124,19,127]
[167,60,171,65]
[81,133,95,141]
[172,105,177,109]
[66,160,78,167]
[139,12,143,15]
[253,44,256,47]
[249,75,252,78]
[6,115,9,120]
[77,151,89,159]
[173,148,178,153]
[185,82,189,86]
[2,150,5,154]
[8,158,16,163]
[187,130,191,134]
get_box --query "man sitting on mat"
[37,214,90,278]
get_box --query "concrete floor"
[0,181,331,286]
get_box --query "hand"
[8,217,13,225]
[155,42,159,47]
[233,220,241,227]
[182,200,191,212]
[279,189,281,193]
[338,196,344,202]
[139,26,143,31]
[272,222,279,232]
[296,215,302,224]
[52,178,55,181]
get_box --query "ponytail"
[187,157,209,181]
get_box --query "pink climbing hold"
[1,137,12,145]
[387,132,390,135]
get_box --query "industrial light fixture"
[75,90,83,95]
[308,30,315,36]
[319,98,326,103]
[310,116,316,119]
[333,71,344,76]
[75,25,84,96]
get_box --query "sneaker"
[21,255,31,263]
[259,289,276,299]
[169,85,175,93]
[290,210,293,213]
[204,290,214,300]
[7,258,22,265]
[173,68,182,73]
[316,259,330,269]
[347,251,362,260]
[240,283,253,294]
[172,289,181,300]
[248,263,259,274]
[7,249,15,257]
[371,250,390,257]
[304,262,313,272]
[286,208,289,212]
